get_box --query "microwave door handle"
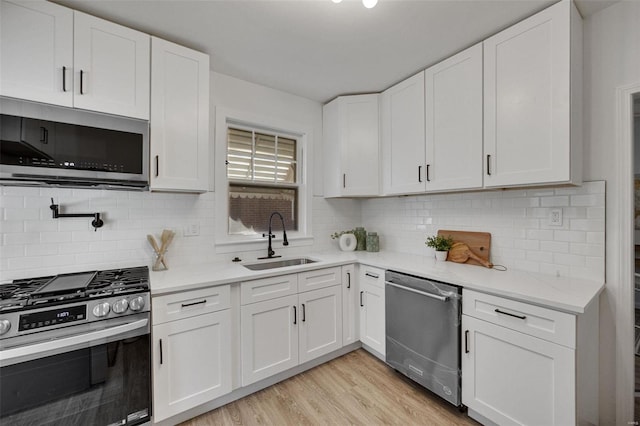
[0,318,148,367]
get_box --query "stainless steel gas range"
[0,266,151,426]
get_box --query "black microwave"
[0,98,149,190]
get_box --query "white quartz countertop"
[150,251,605,314]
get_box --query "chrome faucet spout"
[259,212,288,259]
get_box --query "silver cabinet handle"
[385,281,449,302]
[365,272,379,279]
[346,272,351,289]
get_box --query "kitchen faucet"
[259,212,289,259]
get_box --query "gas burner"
[0,266,149,312]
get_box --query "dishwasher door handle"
[385,281,449,302]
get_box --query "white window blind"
[227,128,296,184]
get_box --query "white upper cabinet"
[0,1,73,107]
[483,0,582,188]
[0,1,150,120]
[150,37,210,193]
[323,94,379,197]
[73,11,150,120]
[424,43,483,192]
[381,71,426,195]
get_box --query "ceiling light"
[362,0,378,8]
[331,0,342,3]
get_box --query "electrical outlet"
[184,223,200,237]
[549,208,563,226]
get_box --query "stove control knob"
[112,299,129,314]
[129,296,145,312]
[0,319,11,336]
[93,302,111,318]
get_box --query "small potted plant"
[331,229,357,251]
[426,234,454,261]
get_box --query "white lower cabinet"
[298,285,343,363]
[358,266,385,356]
[152,285,232,422]
[461,315,574,426]
[240,268,343,387]
[153,310,232,422]
[461,289,598,426]
[240,294,299,386]
[341,264,359,346]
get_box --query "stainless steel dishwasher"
[385,270,462,406]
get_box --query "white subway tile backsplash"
[1,182,605,282]
[541,196,569,207]
[362,181,604,281]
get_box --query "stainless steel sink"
[243,257,317,271]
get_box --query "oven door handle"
[0,318,148,366]
[385,281,449,302]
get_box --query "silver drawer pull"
[365,272,379,279]
[495,308,526,320]
[385,281,449,302]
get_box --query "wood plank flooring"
[180,349,479,426]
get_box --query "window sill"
[215,235,314,254]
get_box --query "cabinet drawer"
[241,274,298,305]
[298,267,341,292]
[359,265,385,289]
[463,289,575,348]
[153,285,230,325]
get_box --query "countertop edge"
[150,251,604,314]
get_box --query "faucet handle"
[262,233,275,238]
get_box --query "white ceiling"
[53,0,618,104]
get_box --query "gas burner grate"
[88,266,149,291]
[0,266,149,311]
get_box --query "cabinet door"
[150,37,210,192]
[323,94,379,197]
[241,294,298,386]
[359,281,385,356]
[483,0,573,187]
[73,11,150,119]
[153,310,232,422]
[462,315,575,426]
[341,264,359,346]
[341,95,379,196]
[425,43,483,192]
[299,286,343,363]
[381,71,426,195]
[0,0,73,106]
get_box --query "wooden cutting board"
[437,230,491,267]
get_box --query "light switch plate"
[184,223,200,237]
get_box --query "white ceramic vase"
[338,233,357,251]
[435,250,448,261]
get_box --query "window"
[226,127,299,235]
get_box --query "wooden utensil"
[437,230,491,267]
[147,233,168,270]
[448,242,493,268]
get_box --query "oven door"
[0,313,151,426]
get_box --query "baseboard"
[153,342,362,425]
[468,408,499,426]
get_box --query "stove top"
[0,266,149,313]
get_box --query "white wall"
[583,1,640,423]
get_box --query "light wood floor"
[180,349,479,426]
